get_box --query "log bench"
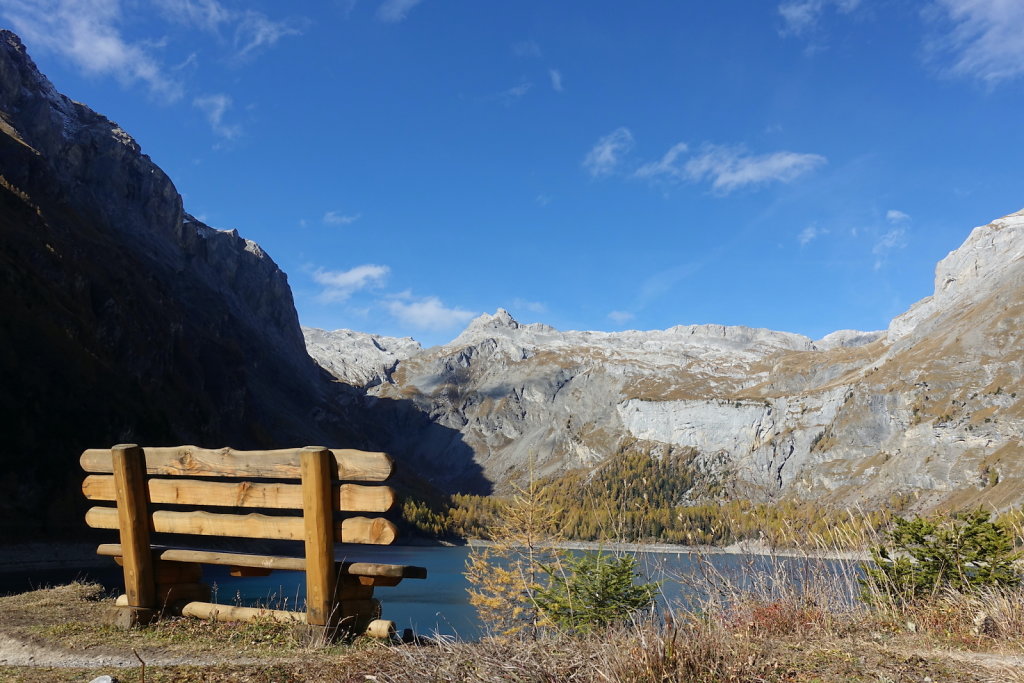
[81,443,426,638]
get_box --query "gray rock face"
[308,212,1024,512]
[302,327,421,387]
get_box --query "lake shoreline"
[465,538,870,562]
[0,536,869,575]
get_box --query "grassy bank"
[3,549,1024,682]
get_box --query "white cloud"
[234,11,301,57]
[872,227,909,269]
[511,298,547,314]
[1,0,182,100]
[155,0,301,58]
[608,310,635,325]
[798,224,827,245]
[549,68,563,92]
[931,0,1024,84]
[387,296,476,330]
[377,0,423,22]
[323,211,361,226]
[535,194,552,206]
[778,0,861,36]
[193,93,241,138]
[154,0,232,31]
[582,127,635,178]
[683,145,826,193]
[886,209,911,223]
[635,141,825,193]
[633,142,690,181]
[313,264,390,302]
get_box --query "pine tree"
[532,551,659,632]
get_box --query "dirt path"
[930,649,1024,682]
[0,632,273,668]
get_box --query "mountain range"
[305,209,1024,513]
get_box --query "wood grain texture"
[86,507,398,544]
[111,444,156,609]
[98,545,307,571]
[180,601,306,624]
[365,619,396,639]
[83,475,395,512]
[97,544,426,577]
[81,445,393,482]
[301,447,336,626]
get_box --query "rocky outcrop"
[308,212,1024,512]
[302,327,421,387]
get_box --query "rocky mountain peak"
[888,209,1024,342]
[448,308,523,347]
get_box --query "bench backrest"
[82,444,398,627]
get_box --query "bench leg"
[111,444,157,623]
[300,447,336,627]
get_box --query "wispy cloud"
[548,68,563,92]
[872,228,909,269]
[636,142,826,194]
[377,0,423,23]
[633,143,690,181]
[193,93,241,138]
[582,127,635,178]
[323,211,361,226]
[386,295,476,330]
[313,264,390,302]
[155,0,301,58]
[154,0,232,31]
[608,310,635,325]
[682,145,826,193]
[496,81,533,105]
[512,40,542,58]
[778,0,861,36]
[1,0,182,100]
[886,209,911,223]
[234,11,302,57]
[798,224,828,245]
[930,0,1024,84]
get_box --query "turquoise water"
[1,545,860,639]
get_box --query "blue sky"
[3,0,1024,346]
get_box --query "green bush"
[861,508,1022,604]
[532,551,659,632]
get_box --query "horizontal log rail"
[86,507,398,545]
[181,601,307,624]
[81,446,393,482]
[82,475,395,512]
[96,543,428,578]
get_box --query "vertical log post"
[110,443,156,625]
[300,446,336,628]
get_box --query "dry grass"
[4,540,1024,682]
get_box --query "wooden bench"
[81,443,426,638]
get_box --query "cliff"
[0,30,372,538]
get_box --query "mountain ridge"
[306,209,1024,512]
